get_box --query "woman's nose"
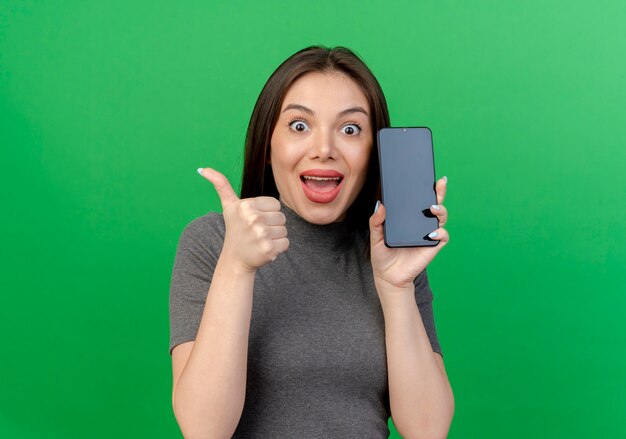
[310,128,336,160]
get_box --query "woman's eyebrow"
[283,103,315,115]
[338,106,369,117]
[282,103,369,117]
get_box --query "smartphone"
[377,127,439,247]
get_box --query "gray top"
[169,203,442,438]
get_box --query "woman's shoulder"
[178,211,225,246]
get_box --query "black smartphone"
[377,127,439,247]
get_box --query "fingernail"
[443,176,448,183]
[374,200,380,213]
[197,168,204,175]
[428,231,438,238]
[431,204,440,210]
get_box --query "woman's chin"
[302,202,348,224]
[284,199,344,224]
[280,187,352,224]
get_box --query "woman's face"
[269,71,373,225]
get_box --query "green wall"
[1,1,624,437]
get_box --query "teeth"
[302,176,341,181]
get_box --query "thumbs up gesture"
[197,167,289,272]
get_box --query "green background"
[1,1,624,437]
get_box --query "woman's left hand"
[369,176,450,291]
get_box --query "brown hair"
[240,45,390,232]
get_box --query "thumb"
[369,200,386,246]
[198,167,240,209]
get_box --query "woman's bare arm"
[172,258,255,438]
[171,168,288,438]
[368,177,454,438]
[377,288,454,439]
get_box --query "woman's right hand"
[198,167,289,272]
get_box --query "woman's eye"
[340,124,361,135]
[289,120,310,132]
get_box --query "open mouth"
[299,170,344,203]
[300,175,343,192]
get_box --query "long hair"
[240,45,390,232]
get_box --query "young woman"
[169,46,454,438]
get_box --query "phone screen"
[377,127,439,247]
